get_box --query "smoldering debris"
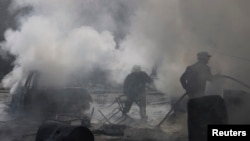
[0,0,250,141]
[0,88,188,141]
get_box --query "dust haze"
[1,0,250,95]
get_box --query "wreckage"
[8,71,92,119]
[1,71,186,141]
[1,71,250,141]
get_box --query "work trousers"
[123,94,147,120]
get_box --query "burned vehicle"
[8,71,92,119]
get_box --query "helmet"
[132,65,141,72]
[197,51,211,60]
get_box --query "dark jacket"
[180,62,212,95]
[123,71,152,99]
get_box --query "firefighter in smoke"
[180,51,215,99]
[123,65,153,121]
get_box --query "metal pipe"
[156,93,187,127]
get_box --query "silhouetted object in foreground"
[123,65,153,121]
[188,95,228,141]
[36,121,94,141]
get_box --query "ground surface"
[0,92,188,141]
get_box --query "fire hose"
[156,74,250,128]
[220,75,250,89]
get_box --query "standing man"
[180,51,213,99]
[123,65,153,121]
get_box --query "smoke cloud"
[179,0,250,93]
[1,0,139,91]
[1,0,250,95]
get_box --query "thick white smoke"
[2,17,117,87]
[1,0,140,92]
[1,0,250,96]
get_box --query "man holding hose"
[180,51,216,99]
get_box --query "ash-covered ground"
[0,90,188,141]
